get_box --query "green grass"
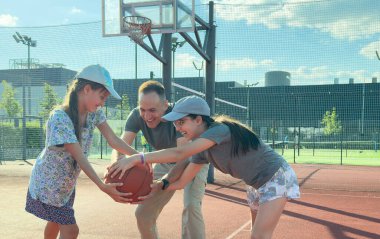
[89,154,112,161]
[275,148,380,166]
[89,149,380,167]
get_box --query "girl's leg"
[58,224,79,239]
[250,210,257,230]
[44,221,59,239]
[251,197,287,239]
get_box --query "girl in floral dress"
[25,65,137,239]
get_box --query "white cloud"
[208,0,380,40]
[289,65,373,85]
[335,70,368,83]
[360,40,380,59]
[259,59,274,67]
[217,57,274,71]
[175,53,273,72]
[175,53,198,68]
[0,14,18,27]
[291,66,331,84]
[70,7,83,15]
[218,57,258,71]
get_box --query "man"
[112,80,209,239]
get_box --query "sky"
[1,0,380,86]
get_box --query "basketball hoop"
[123,16,151,44]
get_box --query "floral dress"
[25,108,106,224]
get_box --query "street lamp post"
[171,37,186,102]
[13,32,36,160]
[13,32,36,116]
[246,82,259,127]
[192,60,204,78]
[135,43,138,80]
[361,81,365,135]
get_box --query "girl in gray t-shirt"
[108,95,300,239]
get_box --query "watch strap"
[161,179,170,190]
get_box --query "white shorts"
[246,162,300,211]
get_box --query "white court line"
[222,192,380,239]
[205,191,250,238]
[225,220,251,239]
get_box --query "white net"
[123,16,151,44]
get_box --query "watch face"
[162,179,169,190]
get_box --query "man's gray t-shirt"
[125,106,182,150]
[190,123,284,189]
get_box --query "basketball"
[105,163,153,202]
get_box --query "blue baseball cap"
[76,64,121,100]
[162,96,210,121]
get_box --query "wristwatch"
[161,179,170,190]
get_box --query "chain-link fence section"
[0,1,379,165]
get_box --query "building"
[1,67,379,141]
[0,67,76,116]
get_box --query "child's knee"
[135,206,155,225]
[135,206,147,221]
[59,224,79,239]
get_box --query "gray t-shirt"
[125,106,182,150]
[191,123,284,189]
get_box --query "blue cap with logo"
[162,95,210,121]
[76,64,121,100]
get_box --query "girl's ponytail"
[214,115,260,156]
[67,89,81,142]
[62,80,81,142]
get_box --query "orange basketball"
[105,163,153,203]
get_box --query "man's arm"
[167,163,204,191]
[136,137,191,201]
[161,136,190,183]
[111,131,139,162]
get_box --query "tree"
[321,107,342,136]
[39,83,62,119]
[114,94,131,120]
[0,80,22,117]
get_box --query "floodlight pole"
[13,32,36,160]
[135,43,138,80]
[162,34,172,101]
[361,81,365,135]
[193,61,204,78]
[246,82,259,128]
[27,39,31,115]
[171,37,186,102]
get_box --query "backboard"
[102,0,195,36]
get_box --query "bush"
[0,119,44,160]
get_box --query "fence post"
[0,120,3,163]
[340,126,343,165]
[293,127,296,164]
[313,127,315,156]
[39,117,44,152]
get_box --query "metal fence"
[1,1,379,165]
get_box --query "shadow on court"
[1,160,380,239]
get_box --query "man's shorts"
[246,162,300,211]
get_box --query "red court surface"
[1,160,380,239]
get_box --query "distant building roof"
[0,67,76,87]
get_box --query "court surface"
[1,159,379,239]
